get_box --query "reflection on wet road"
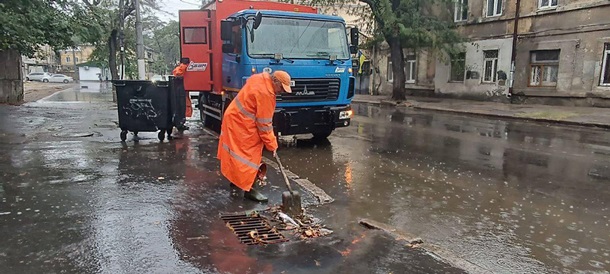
[1,90,609,273]
[279,103,610,273]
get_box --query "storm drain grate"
[220,212,287,245]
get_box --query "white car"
[42,74,73,83]
[26,72,52,81]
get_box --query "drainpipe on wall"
[508,0,521,102]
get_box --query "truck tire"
[199,92,211,128]
[312,130,332,140]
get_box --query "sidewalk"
[353,94,610,129]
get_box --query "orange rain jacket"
[172,63,193,117]
[217,73,278,191]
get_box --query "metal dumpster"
[114,80,172,142]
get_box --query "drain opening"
[221,212,287,245]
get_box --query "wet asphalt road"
[0,85,609,273]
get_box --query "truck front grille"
[276,78,340,102]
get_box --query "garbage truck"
[179,0,358,139]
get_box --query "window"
[183,27,207,44]
[483,50,499,83]
[66,57,70,63]
[529,50,560,87]
[487,0,502,17]
[247,18,350,59]
[454,0,468,22]
[600,44,610,86]
[405,55,416,83]
[539,0,558,9]
[75,57,79,63]
[387,58,393,82]
[450,52,466,82]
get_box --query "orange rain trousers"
[217,73,278,191]
[172,63,192,118]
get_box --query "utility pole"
[72,46,79,82]
[119,0,125,80]
[135,0,146,80]
[508,0,522,100]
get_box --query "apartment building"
[372,0,610,106]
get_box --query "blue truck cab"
[197,8,359,139]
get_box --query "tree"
[78,0,161,81]
[145,20,180,74]
[307,0,464,100]
[0,0,79,103]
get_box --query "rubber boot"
[244,188,268,202]
[229,183,242,198]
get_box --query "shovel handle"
[274,153,293,193]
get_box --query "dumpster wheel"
[158,130,166,142]
[120,130,128,142]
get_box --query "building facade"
[372,0,610,106]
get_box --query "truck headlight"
[339,110,353,120]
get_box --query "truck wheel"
[312,130,332,140]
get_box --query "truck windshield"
[247,17,350,60]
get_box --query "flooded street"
[279,103,610,273]
[0,86,608,273]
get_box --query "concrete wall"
[79,66,102,81]
[0,50,24,104]
[373,45,436,96]
[435,38,512,98]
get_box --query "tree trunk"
[0,50,24,104]
[388,37,406,101]
[109,29,119,80]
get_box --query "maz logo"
[294,86,315,96]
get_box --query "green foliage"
[304,0,464,99]
[0,0,78,56]
[145,20,180,73]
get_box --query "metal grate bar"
[221,212,287,245]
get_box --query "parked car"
[42,74,73,83]
[26,72,52,81]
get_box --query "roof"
[231,9,345,22]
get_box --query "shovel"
[274,153,302,218]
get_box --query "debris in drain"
[221,207,333,245]
[220,211,287,245]
[268,206,333,240]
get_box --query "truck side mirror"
[350,28,359,47]
[253,12,263,30]
[350,45,358,55]
[221,20,232,41]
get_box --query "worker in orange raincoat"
[217,71,292,202]
[172,58,193,132]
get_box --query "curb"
[352,98,610,129]
[411,105,610,129]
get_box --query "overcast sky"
[156,0,201,22]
